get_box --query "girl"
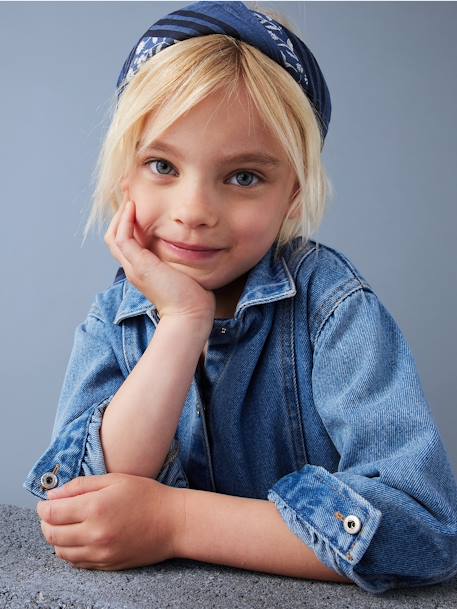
[24,0,457,595]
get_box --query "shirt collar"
[113,238,313,325]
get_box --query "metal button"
[343,514,362,534]
[221,327,227,334]
[40,464,61,491]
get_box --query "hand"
[36,473,185,571]
[104,199,216,324]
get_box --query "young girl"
[24,0,457,595]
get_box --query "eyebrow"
[136,140,282,168]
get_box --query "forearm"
[100,316,210,477]
[174,488,353,584]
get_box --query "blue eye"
[144,158,263,188]
[146,159,177,176]
[228,172,262,188]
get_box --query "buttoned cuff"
[22,395,115,500]
[23,393,190,501]
[267,464,383,593]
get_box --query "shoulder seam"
[290,242,319,280]
[313,284,373,350]
[317,244,371,287]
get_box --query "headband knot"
[116,1,331,143]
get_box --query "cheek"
[236,215,278,245]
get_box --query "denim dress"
[23,237,457,594]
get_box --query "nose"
[170,179,218,229]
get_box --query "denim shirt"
[23,237,457,594]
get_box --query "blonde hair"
[82,3,333,262]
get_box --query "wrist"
[159,313,213,339]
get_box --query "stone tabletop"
[1,504,456,609]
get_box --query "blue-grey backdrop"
[1,1,456,509]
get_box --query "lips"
[160,238,223,262]
[163,239,221,252]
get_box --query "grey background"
[1,1,455,509]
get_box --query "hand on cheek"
[103,199,216,322]
[132,222,148,250]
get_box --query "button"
[40,464,61,491]
[221,327,227,334]
[343,514,361,534]
[40,472,58,490]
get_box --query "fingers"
[38,494,86,526]
[104,200,135,276]
[103,199,163,297]
[41,520,86,549]
[116,200,134,241]
[104,200,125,253]
[114,200,137,258]
[104,199,126,246]
[46,474,112,499]
[113,201,162,284]
[115,200,147,263]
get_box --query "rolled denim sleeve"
[23,301,188,499]
[267,287,457,594]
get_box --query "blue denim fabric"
[23,237,457,594]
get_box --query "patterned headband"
[116,1,332,143]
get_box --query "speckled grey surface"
[1,504,457,609]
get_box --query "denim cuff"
[23,395,115,500]
[267,464,383,593]
[23,391,190,500]
[80,396,113,476]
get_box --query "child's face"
[121,84,298,318]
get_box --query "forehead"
[140,84,284,153]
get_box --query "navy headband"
[116,1,331,143]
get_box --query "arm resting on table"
[173,487,353,583]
